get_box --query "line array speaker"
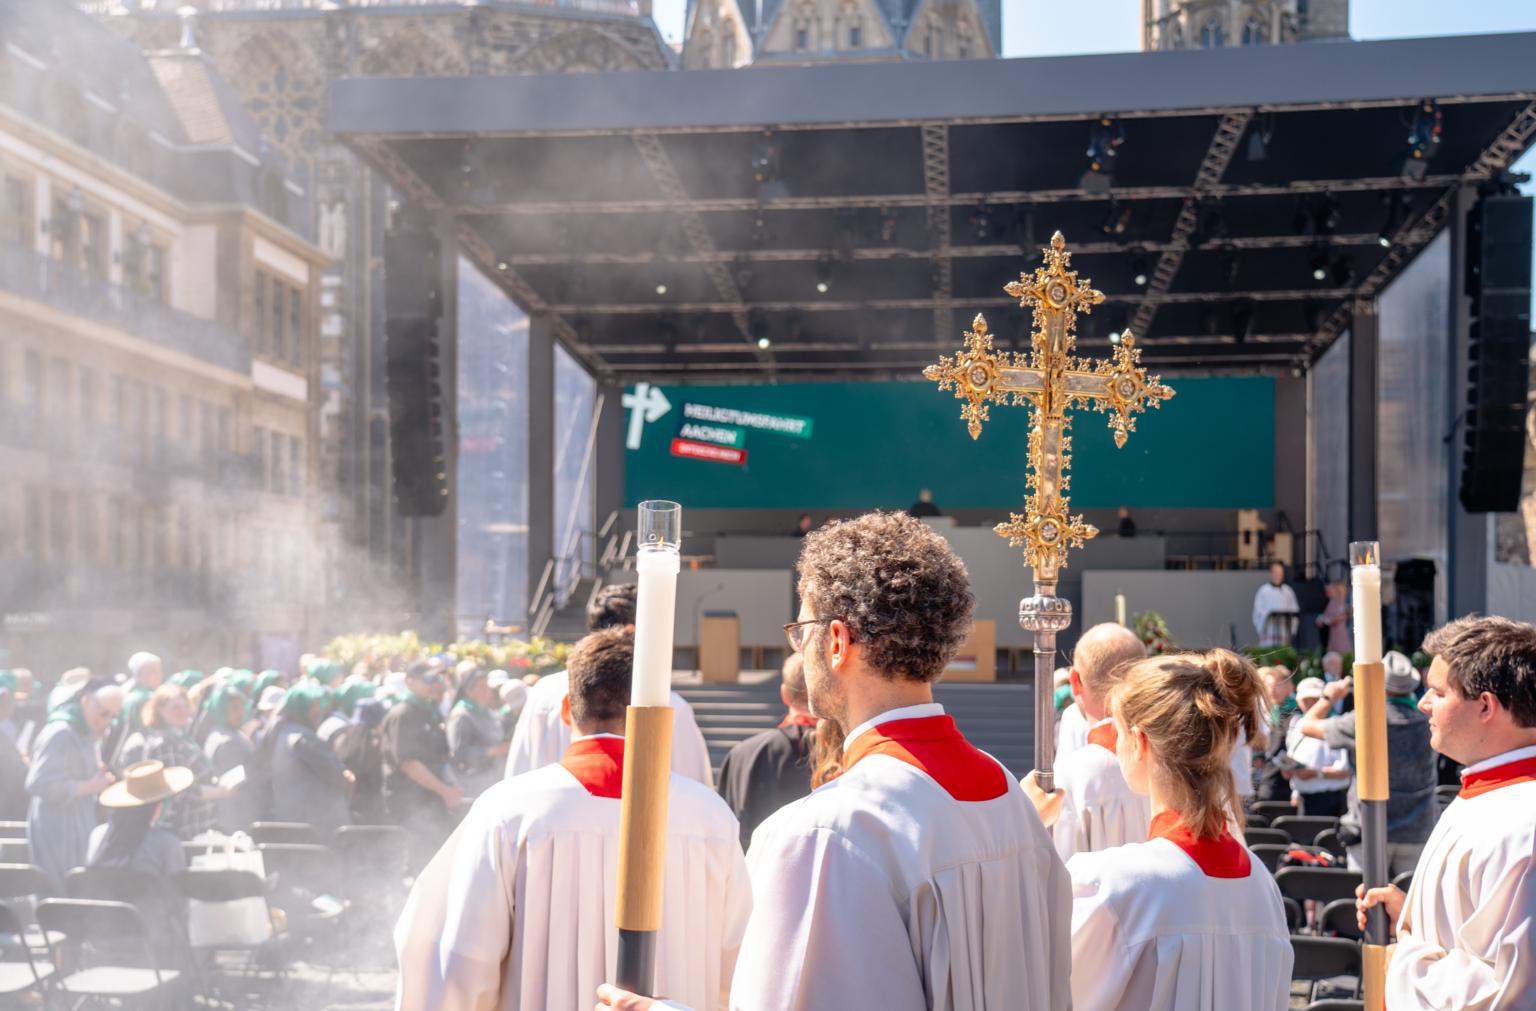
[383,210,448,518]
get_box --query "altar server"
[603,512,1072,1011]
[1033,623,1147,860]
[504,583,714,786]
[1357,615,1536,1010]
[1067,649,1293,1011]
[396,628,750,1011]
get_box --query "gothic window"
[1241,16,1267,44]
[795,27,808,49]
[849,24,861,48]
[693,28,713,67]
[721,24,736,66]
[1200,14,1226,48]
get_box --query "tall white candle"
[1115,593,1127,627]
[631,548,680,707]
[1351,561,1382,665]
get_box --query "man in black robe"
[716,655,816,849]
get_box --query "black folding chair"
[1245,827,1290,848]
[1313,828,1347,859]
[1272,815,1340,846]
[176,868,286,988]
[1290,935,1361,1003]
[1318,898,1362,940]
[1251,800,1297,822]
[38,898,183,1007]
[250,822,325,846]
[0,901,52,1003]
[1275,867,1363,906]
[1251,844,1289,874]
[1283,896,1304,934]
[1246,812,1270,828]
[0,864,56,956]
[65,866,162,906]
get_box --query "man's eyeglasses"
[783,618,835,653]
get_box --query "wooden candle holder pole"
[614,705,674,996]
[1354,658,1389,1010]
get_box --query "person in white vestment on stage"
[1251,562,1299,647]
[504,583,714,786]
[598,511,1072,1011]
[1027,623,1147,861]
[1356,615,1536,1010]
[1065,649,1294,1011]
[396,628,751,1011]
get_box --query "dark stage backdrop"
[623,377,1274,510]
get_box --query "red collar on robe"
[841,715,1008,802]
[559,736,625,799]
[1458,754,1536,800]
[780,712,819,729]
[1087,719,1119,754]
[1148,810,1252,879]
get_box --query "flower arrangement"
[1133,611,1176,655]
[325,632,569,677]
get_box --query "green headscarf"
[202,684,244,729]
[169,669,205,689]
[0,670,16,696]
[230,670,255,695]
[47,702,88,733]
[333,680,375,717]
[253,670,283,698]
[304,658,344,686]
[279,683,331,728]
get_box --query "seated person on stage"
[395,628,751,1011]
[1027,623,1148,861]
[716,653,816,849]
[602,511,1072,1011]
[1357,616,1536,1009]
[504,584,713,786]
[1283,677,1350,818]
[1068,650,1293,1011]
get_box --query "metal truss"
[920,124,953,342]
[630,132,761,359]
[1128,110,1251,341]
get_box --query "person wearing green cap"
[202,685,257,831]
[269,683,352,833]
[317,680,374,744]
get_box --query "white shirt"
[1047,719,1150,862]
[1251,583,1299,645]
[1285,719,1350,795]
[729,704,1072,1011]
[1068,833,1293,1010]
[1390,745,1536,1010]
[1056,702,1089,763]
[395,740,751,1011]
[502,670,714,786]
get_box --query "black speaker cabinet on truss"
[1460,192,1532,514]
[383,209,449,518]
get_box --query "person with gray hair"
[26,678,122,888]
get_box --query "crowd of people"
[5,510,1534,1010]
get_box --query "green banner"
[677,420,745,448]
[624,377,1274,510]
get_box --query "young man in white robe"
[1250,561,1299,647]
[1357,615,1536,1010]
[598,511,1073,1011]
[1065,650,1293,1011]
[1025,623,1148,861]
[505,583,714,786]
[396,627,751,1011]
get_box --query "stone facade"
[684,0,1000,68]
[1141,0,1349,50]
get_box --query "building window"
[1200,15,1226,47]
[48,358,70,421]
[795,27,808,50]
[271,282,285,361]
[78,366,95,426]
[50,490,70,563]
[254,425,267,490]
[23,351,43,416]
[254,272,267,355]
[1242,17,1266,44]
[290,435,303,497]
[80,212,106,281]
[289,284,302,365]
[125,228,166,302]
[721,29,736,66]
[849,25,861,48]
[23,486,43,560]
[78,494,97,564]
[1,175,28,246]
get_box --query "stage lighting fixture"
[971,202,994,242]
[757,336,771,350]
[1331,254,1356,288]
[814,256,833,294]
[1309,246,1330,283]
[1312,193,1339,236]
[878,206,899,244]
[1246,116,1273,162]
[497,261,508,272]
[1378,192,1407,248]
[751,131,779,184]
[750,212,771,247]
[1131,252,1149,288]
[1099,201,1132,236]
[1401,100,1443,181]
[1081,117,1124,194]
[655,282,669,296]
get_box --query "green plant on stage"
[1134,611,1176,655]
[324,632,569,677]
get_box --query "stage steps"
[675,680,1038,781]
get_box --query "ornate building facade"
[1142,0,1349,50]
[92,1,671,636]
[683,0,1002,68]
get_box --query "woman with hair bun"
[1067,649,1294,1011]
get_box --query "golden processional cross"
[924,231,1174,791]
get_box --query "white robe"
[1056,702,1089,763]
[1068,834,1293,1010]
[1250,583,1298,645]
[1390,746,1536,1010]
[1046,722,1150,862]
[729,704,1073,1011]
[503,670,714,786]
[396,741,752,1011]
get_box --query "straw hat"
[1295,677,1327,704]
[100,760,195,809]
[1383,651,1421,696]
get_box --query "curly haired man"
[600,511,1072,1011]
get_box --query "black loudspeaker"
[383,211,448,518]
[1392,558,1436,652]
[1460,193,1532,514]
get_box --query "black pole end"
[615,928,658,997]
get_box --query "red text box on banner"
[670,438,747,466]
